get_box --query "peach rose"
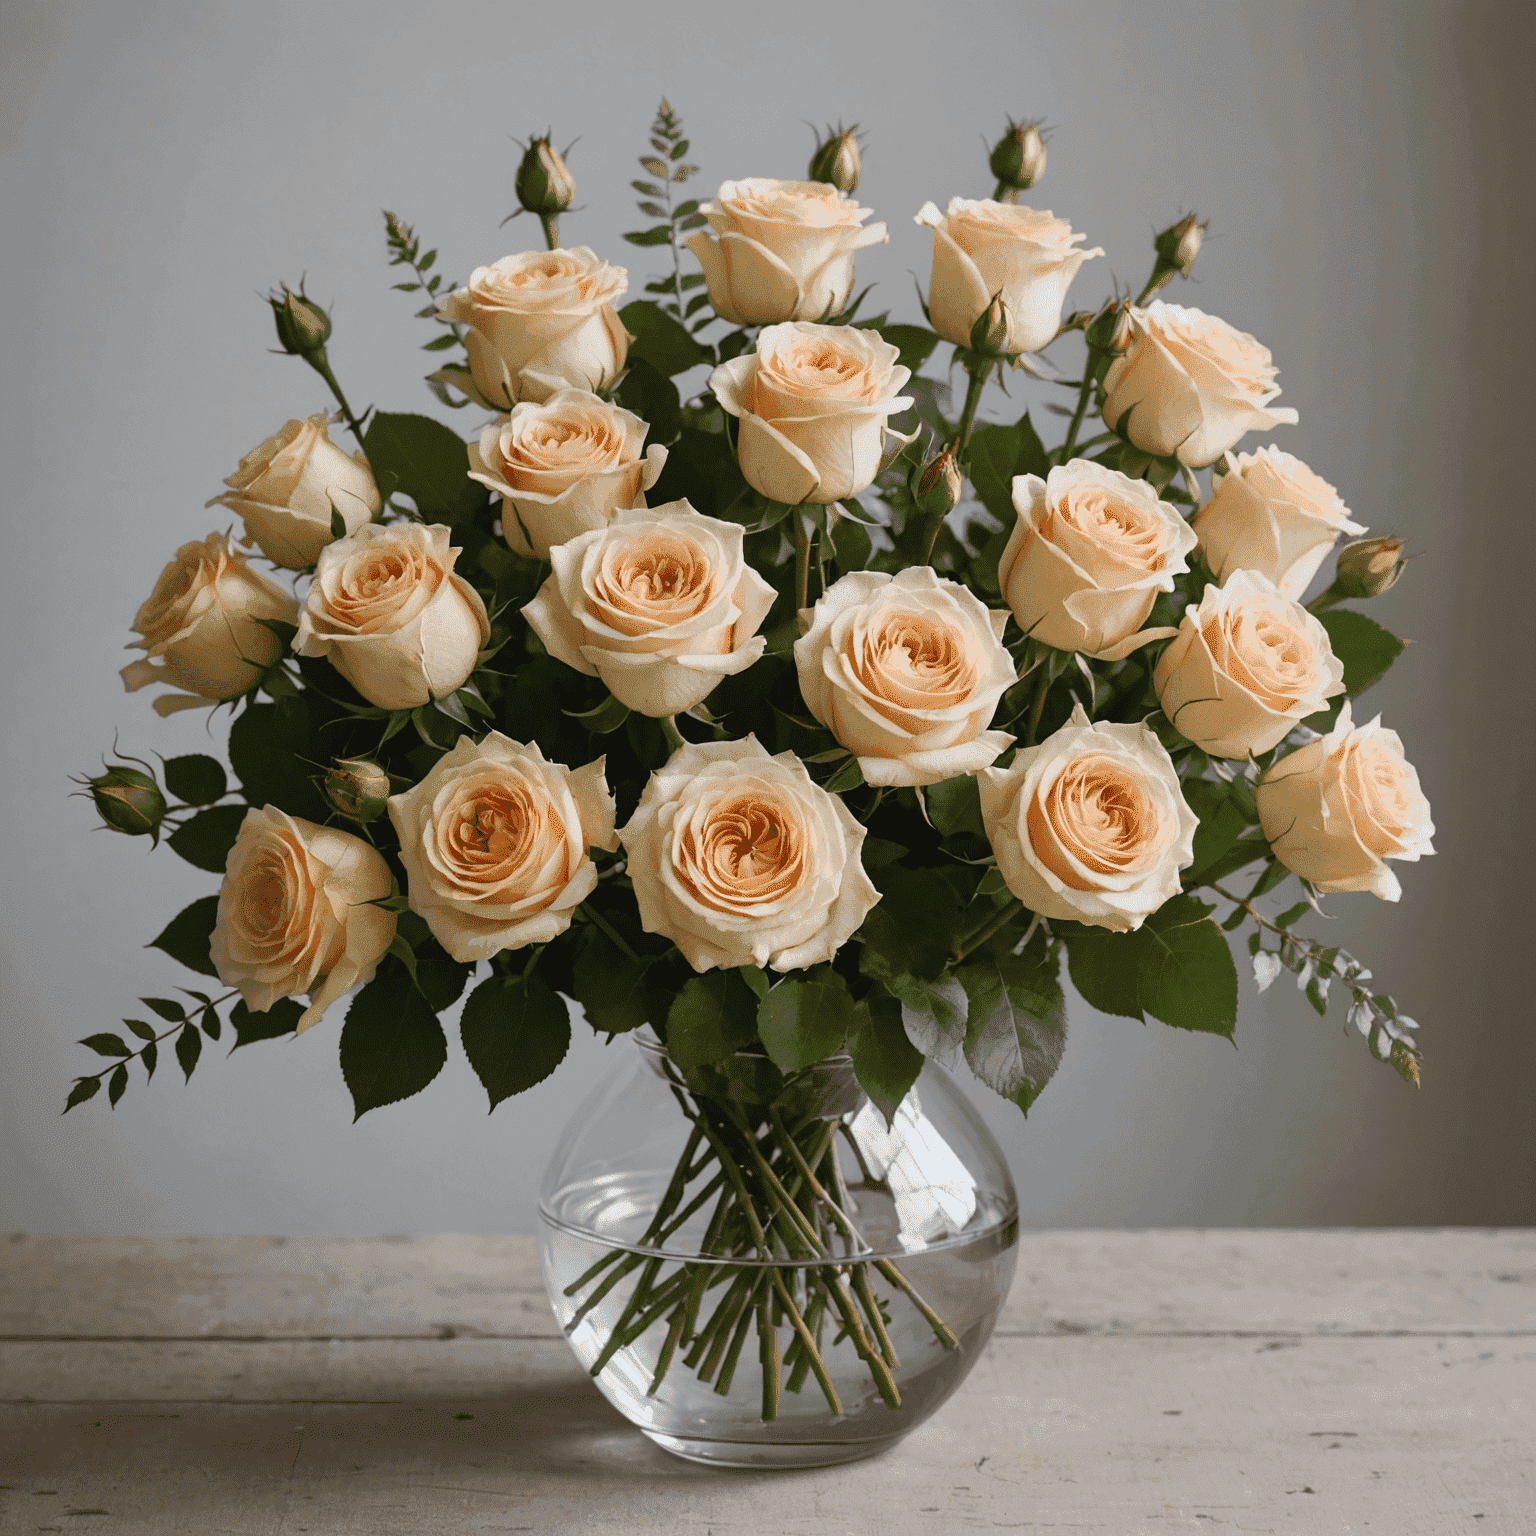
[523,502,776,718]
[794,567,1016,786]
[387,733,618,963]
[434,248,630,410]
[710,322,913,506]
[1101,301,1299,468]
[686,177,888,326]
[1257,702,1434,901]
[120,532,298,716]
[1193,446,1367,600]
[209,415,381,569]
[294,523,490,712]
[979,706,1198,932]
[211,806,396,1034]
[999,459,1196,659]
[619,736,880,972]
[466,389,667,559]
[1154,570,1346,759]
[914,198,1102,355]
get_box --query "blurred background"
[3,0,1530,1235]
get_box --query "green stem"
[539,213,560,251]
[793,508,813,613]
[953,366,988,460]
[303,351,368,452]
[1024,664,1053,747]
[578,903,641,963]
[1060,364,1096,460]
[952,897,1025,964]
[1306,587,1346,615]
[659,714,686,756]
[992,181,1011,202]
[1136,262,1175,305]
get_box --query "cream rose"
[1154,570,1346,759]
[466,389,667,559]
[1194,446,1367,600]
[435,248,630,410]
[387,733,618,963]
[1257,702,1434,901]
[978,706,1198,932]
[210,806,396,1034]
[794,567,1016,787]
[914,198,1102,355]
[1101,301,1300,469]
[620,736,880,972]
[294,523,490,712]
[685,178,889,326]
[210,415,381,570]
[523,502,776,718]
[999,459,1197,659]
[120,532,298,716]
[710,322,913,506]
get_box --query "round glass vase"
[537,1028,1019,1469]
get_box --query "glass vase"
[537,1027,1019,1468]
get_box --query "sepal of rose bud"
[910,446,964,521]
[268,285,331,357]
[808,124,862,194]
[990,118,1047,193]
[1332,536,1407,599]
[81,763,168,841]
[516,136,576,217]
[1154,214,1207,279]
[970,294,1012,357]
[324,758,392,823]
[1087,298,1133,354]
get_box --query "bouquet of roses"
[72,102,1433,1424]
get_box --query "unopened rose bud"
[1155,213,1207,278]
[990,118,1047,195]
[911,447,964,521]
[81,763,168,841]
[324,757,392,823]
[269,285,332,358]
[808,124,862,194]
[1333,536,1407,599]
[1087,299,1133,354]
[516,136,576,218]
[970,293,1012,357]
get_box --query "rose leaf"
[847,989,925,1130]
[148,896,221,978]
[1134,895,1239,1038]
[665,972,760,1071]
[457,974,569,1114]
[756,972,854,1075]
[958,932,1067,1116]
[342,971,452,1119]
[162,754,227,806]
[1319,609,1408,699]
[230,998,303,1050]
[167,805,249,874]
[1058,921,1146,1022]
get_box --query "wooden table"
[1,1232,1531,1533]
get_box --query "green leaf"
[330,504,348,537]
[341,972,450,1118]
[967,412,1050,524]
[622,226,673,247]
[958,934,1067,1115]
[562,692,632,734]
[830,514,872,573]
[175,1022,202,1081]
[108,1063,129,1107]
[167,805,247,874]
[1135,895,1239,1037]
[1060,923,1145,1021]
[138,997,185,1023]
[79,1033,131,1058]
[665,971,760,1070]
[148,896,220,977]
[877,324,942,374]
[572,926,654,1035]
[847,990,924,1129]
[362,411,484,525]
[459,974,570,1111]
[228,698,325,819]
[619,300,711,376]
[64,1077,101,1112]
[414,954,472,1013]
[162,754,227,806]
[124,1018,159,1041]
[1320,609,1408,698]
[614,357,681,443]
[141,1040,158,1080]
[756,972,854,1074]
[925,774,987,839]
[857,865,963,979]
[231,997,303,1049]
[822,756,865,794]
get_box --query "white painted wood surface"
[1,1232,1531,1533]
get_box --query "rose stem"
[793,508,813,612]
[952,364,988,463]
[680,1183,737,1343]
[658,714,686,756]
[852,1265,900,1370]
[1023,665,1053,748]
[714,1273,767,1395]
[575,904,642,963]
[539,213,560,251]
[952,897,1026,963]
[302,352,369,452]
[594,1267,695,1372]
[647,1302,688,1396]
[783,1277,829,1392]
[585,1255,662,1371]
[758,1299,782,1421]
[695,1271,755,1379]
[823,1266,901,1408]
[837,1122,888,1191]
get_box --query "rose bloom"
[686,177,888,326]
[523,501,776,718]
[294,523,490,712]
[120,532,298,716]
[466,389,667,559]
[435,248,630,410]
[1194,446,1367,600]
[794,568,1016,787]
[211,806,396,1034]
[620,736,880,972]
[1257,701,1434,901]
[710,322,913,506]
[914,198,1102,355]
[979,706,1198,932]
[210,414,382,569]
[999,459,1197,659]
[1102,301,1299,469]
[1154,570,1346,759]
[387,733,618,963]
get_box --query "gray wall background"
[2,0,1531,1235]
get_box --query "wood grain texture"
[1,1232,1531,1534]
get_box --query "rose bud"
[1086,298,1133,355]
[1157,214,1207,278]
[808,124,862,194]
[81,763,168,841]
[324,758,392,823]
[516,135,576,218]
[911,446,964,521]
[990,118,1048,195]
[970,293,1013,358]
[1332,536,1407,600]
[268,284,332,358]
